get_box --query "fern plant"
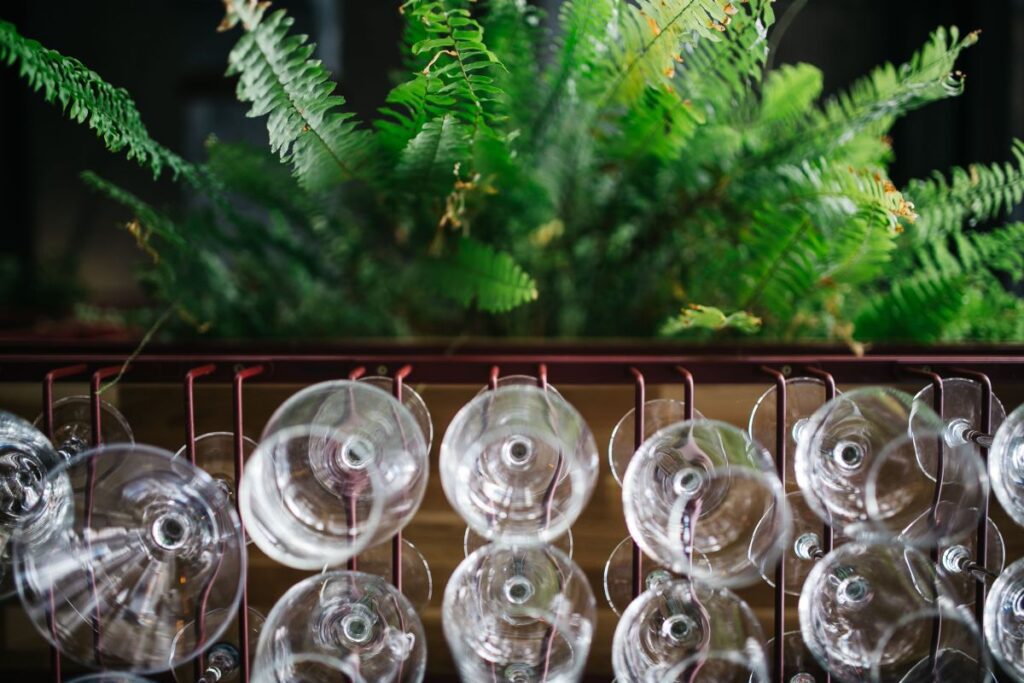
[2,0,1023,343]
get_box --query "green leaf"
[660,305,762,336]
[428,237,538,312]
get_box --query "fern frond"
[854,273,966,342]
[428,237,538,312]
[904,139,1024,243]
[0,20,198,184]
[760,63,823,124]
[224,3,376,191]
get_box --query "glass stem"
[197,643,239,683]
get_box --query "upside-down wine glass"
[799,541,970,682]
[990,402,1024,528]
[444,544,596,683]
[909,377,1006,472]
[611,578,768,682]
[33,394,133,461]
[623,419,791,588]
[795,386,987,548]
[14,444,246,673]
[171,606,266,683]
[255,570,426,682]
[441,384,598,546]
[242,378,429,571]
[764,631,829,683]
[984,555,1024,683]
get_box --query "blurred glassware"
[764,631,829,683]
[623,419,790,588]
[444,544,595,683]
[609,398,705,486]
[930,517,1004,606]
[984,555,1024,683]
[611,579,766,682]
[0,411,64,600]
[749,377,839,487]
[464,516,573,560]
[441,385,598,547]
[910,377,1006,472]
[359,376,433,452]
[251,653,364,683]
[798,542,957,682]
[795,386,986,547]
[68,675,155,683]
[990,402,1024,528]
[474,374,563,398]
[15,444,245,673]
[33,395,133,461]
[255,571,425,683]
[174,431,256,508]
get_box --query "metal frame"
[3,345,1020,683]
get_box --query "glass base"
[464,522,573,560]
[356,537,433,611]
[602,535,710,617]
[172,607,265,683]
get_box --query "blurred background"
[2,0,1024,333]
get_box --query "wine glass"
[251,653,364,683]
[14,444,245,673]
[355,538,433,610]
[798,542,956,682]
[910,377,1006,472]
[0,411,65,600]
[765,631,828,683]
[983,555,1024,683]
[930,517,1004,606]
[661,649,770,682]
[869,598,993,682]
[259,380,429,547]
[34,395,133,461]
[68,675,155,683]
[255,570,426,683]
[990,402,1024,528]
[751,491,846,597]
[171,606,266,683]
[609,399,705,486]
[443,544,596,682]
[749,376,839,487]
[440,385,599,546]
[611,579,766,682]
[465,515,574,559]
[795,386,985,547]
[359,376,434,451]
[623,419,790,587]
[241,424,386,570]
[474,374,563,397]
[602,535,711,617]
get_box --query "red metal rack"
[1,344,1021,683]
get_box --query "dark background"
[2,0,1024,328]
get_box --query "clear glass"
[14,444,245,673]
[465,518,574,559]
[602,535,711,617]
[251,654,364,683]
[241,424,385,570]
[443,544,596,683]
[661,649,770,682]
[68,675,155,683]
[623,419,790,587]
[752,491,845,597]
[865,429,987,547]
[933,517,1004,606]
[440,385,598,546]
[609,399,705,486]
[984,555,1024,682]
[990,402,1024,528]
[798,542,955,682]
[795,386,980,546]
[174,431,256,508]
[474,375,563,398]
[255,570,425,683]
[356,538,433,611]
[260,380,429,548]
[0,411,64,599]
[33,395,133,460]
[869,598,993,682]
[765,631,828,683]
[360,376,434,452]
[172,606,265,683]
[749,377,838,488]
[911,378,1006,472]
[611,579,765,682]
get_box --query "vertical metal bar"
[489,365,500,391]
[41,364,85,683]
[537,363,548,390]
[674,366,694,422]
[761,367,787,683]
[391,365,413,593]
[629,367,645,601]
[346,366,366,572]
[85,366,120,666]
[348,366,366,381]
[183,364,215,680]
[952,368,993,627]
[233,365,264,683]
[805,367,837,556]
